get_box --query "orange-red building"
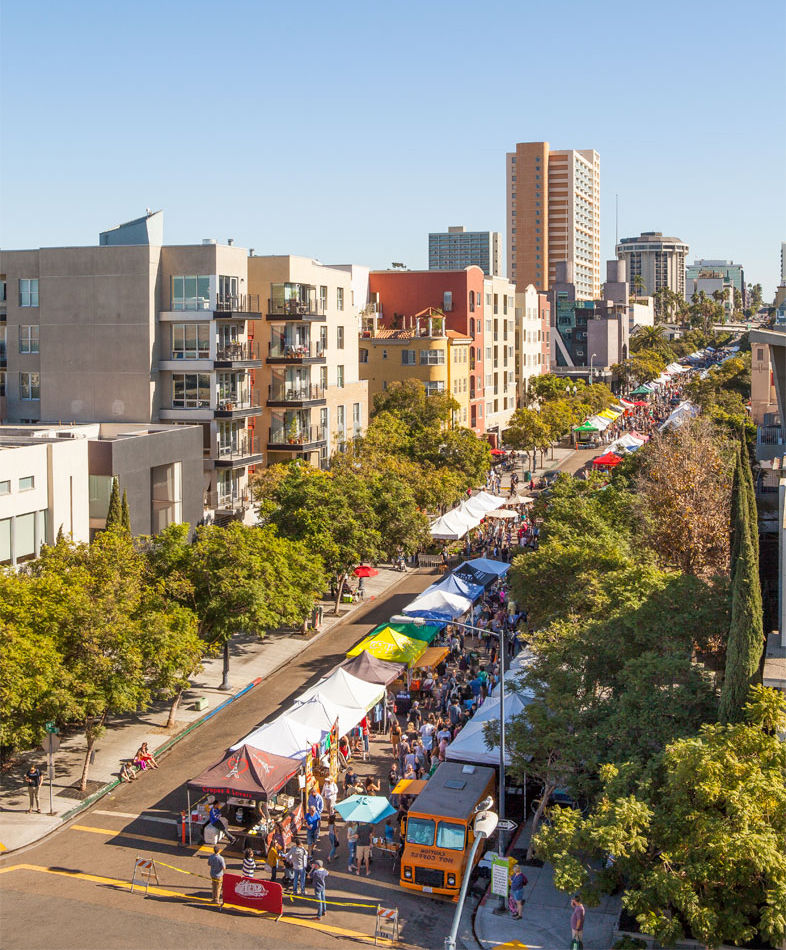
[368,268,487,432]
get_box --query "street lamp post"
[444,796,498,950]
[590,352,597,383]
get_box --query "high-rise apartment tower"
[428,226,501,277]
[506,142,600,300]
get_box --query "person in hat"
[308,859,329,919]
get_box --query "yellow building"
[359,309,471,425]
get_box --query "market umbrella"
[354,565,379,578]
[334,794,396,824]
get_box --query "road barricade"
[375,905,399,944]
[130,855,159,894]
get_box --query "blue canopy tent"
[452,557,510,589]
[422,573,485,603]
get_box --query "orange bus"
[400,762,496,899]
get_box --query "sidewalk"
[0,563,417,854]
[473,818,621,950]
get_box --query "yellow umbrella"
[346,628,427,666]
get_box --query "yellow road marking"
[70,823,211,853]
[0,864,391,944]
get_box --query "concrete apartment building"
[358,308,471,426]
[482,275,518,439]
[686,259,745,309]
[506,141,601,299]
[515,285,550,404]
[615,232,689,301]
[428,226,502,277]
[247,256,368,468]
[0,212,262,523]
[368,268,487,432]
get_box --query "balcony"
[267,284,326,321]
[214,390,263,418]
[205,488,252,512]
[214,293,261,318]
[267,382,326,407]
[213,434,264,468]
[267,341,326,363]
[757,426,786,446]
[268,424,326,450]
[214,341,263,367]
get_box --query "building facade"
[615,231,689,300]
[515,285,549,405]
[686,259,745,307]
[368,268,487,432]
[506,141,601,299]
[428,226,501,277]
[247,256,368,468]
[482,275,517,438]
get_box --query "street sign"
[41,733,60,755]
[45,721,58,734]
[496,818,518,833]
[491,856,510,898]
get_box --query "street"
[0,569,460,950]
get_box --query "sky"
[1,0,785,297]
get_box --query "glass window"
[19,325,39,353]
[352,402,361,425]
[172,275,211,311]
[88,474,113,520]
[0,480,9,495]
[19,372,40,400]
[19,278,39,307]
[336,365,345,388]
[0,517,10,565]
[319,285,328,308]
[359,348,368,364]
[420,349,446,365]
[469,291,475,312]
[0,370,6,397]
[424,380,446,395]
[402,350,416,365]
[336,287,344,311]
[172,323,210,358]
[172,373,211,408]
[15,511,36,562]
[443,291,453,312]
[19,476,35,491]
[406,817,435,846]
[436,822,466,851]
[336,326,344,350]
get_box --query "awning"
[296,667,384,715]
[630,385,652,396]
[484,509,518,519]
[346,628,427,666]
[573,421,601,432]
[413,645,450,669]
[453,558,509,589]
[430,507,481,540]
[340,651,405,686]
[187,745,301,801]
[231,714,314,759]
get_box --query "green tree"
[121,490,131,532]
[503,407,547,472]
[688,290,724,333]
[105,476,122,528]
[536,687,786,950]
[371,379,457,431]
[630,274,646,300]
[629,325,671,357]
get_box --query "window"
[436,822,466,851]
[443,291,453,312]
[172,275,211,311]
[0,480,9,495]
[469,318,475,336]
[757,348,765,361]
[336,287,344,311]
[352,402,361,429]
[172,323,210,359]
[336,365,345,388]
[15,511,36,563]
[424,380,446,395]
[19,279,39,307]
[402,350,416,365]
[336,326,344,349]
[420,349,446,365]
[469,290,475,312]
[172,373,211,408]
[319,285,328,309]
[19,372,40,400]
[19,475,35,491]
[382,349,388,360]
[320,325,328,351]
[0,518,10,565]
[19,325,39,353]
[320,366,328,390]
[359,348,369,363]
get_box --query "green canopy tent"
[573,421,601,432]
[630,385,653,396]
[369,620,442,644]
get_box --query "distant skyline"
[1,0,784,297]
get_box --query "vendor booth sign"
[223,873,283,916]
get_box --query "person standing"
[207,844,226,905]
[24,764,42,813]
[510,865,528,918]
[389,716,402,759]
[242,848,256,878]
[305,805,320,856]
[326,813,339,863]
[309,859,329,919]
[322,776,338,817]
[287,838,308,896]
[570,895,585,948]
[355,822,372,876]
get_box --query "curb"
[2,566,424,854]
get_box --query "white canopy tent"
[297,667,384,715]
[430,507,481,540]
[586,414,611,430]
[445,689,533,767]
[231,714,315,760]
[403,588,473,620]
[484,509,518,520]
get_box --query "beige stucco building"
[247,256,368,468]
[482,276,518,438]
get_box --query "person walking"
[207,844,226,905]
[309,859,329,919]
[510,865,528,918]
[305,804,320,856]
[326,812,339,863]
[24,764,42,813]
[242,847,257,878]
[570,895,586,949]
[322,776,338,817]
[355,822,372,876]
[287,838,309,896]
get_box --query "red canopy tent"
[593,451,623,468]
[632,400,649,407]
[187,744,301,802]
[490,448,507,457]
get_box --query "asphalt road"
[0,568,458,950]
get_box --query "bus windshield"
[437,821,466,850]
[406,817,436,846]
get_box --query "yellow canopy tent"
[392,778,428,796]
[413,645,450,670]
[346,628,427,666]
[598,408,622,420]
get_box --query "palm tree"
[631,274,646,300]
[631,325,668,355]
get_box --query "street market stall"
[592,451,623,469]
[340,651,405,685]
[296,667,385,719]
[423,573,485,603]
[402,588,474,622]
[452,558,510,590]
[429,506,481,540]
[346,627,428,666]
[369,620,443,643]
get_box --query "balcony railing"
[206,488,251,510]
[267,298,326,319]
[758,426,786,446]
[216,390,262,412]
[216,341,261,362]
[268,424,326,446]
[215,293,260,313]
[268,383,326,403]
[268,341,325,360]
[216,435,257,460]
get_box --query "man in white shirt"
[322,776,338,815]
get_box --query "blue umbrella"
[334,795,396,824]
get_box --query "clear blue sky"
[2,0,784,297]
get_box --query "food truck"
[400,761,496,899]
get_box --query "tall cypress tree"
[739,431,759,572]
[120,490,131,533]
[105,477,122,529]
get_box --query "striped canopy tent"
[346,628,427,666]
